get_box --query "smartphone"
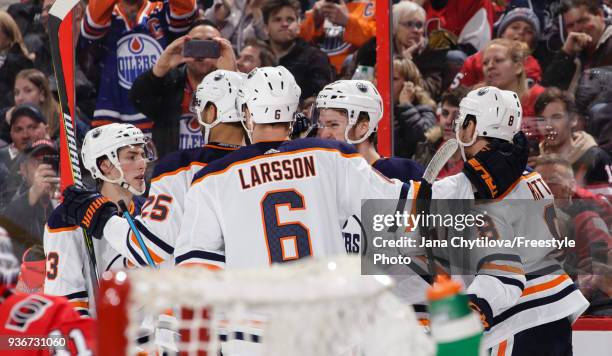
[43,154,60,173]
[182,40,221,59]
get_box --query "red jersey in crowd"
[451,51,542,89]
[425,0,494,51]
[521,83,545,118]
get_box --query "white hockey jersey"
[400,170,589,349]
[43,200,142,317]
[174,138,411,269]
[102,144,238,266]
[341,157,424,254]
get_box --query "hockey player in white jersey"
[311,80,425,254]
[44,123,155,316]
[409,87,589,355]
[173,66,412,269]
[61,70,247,267]
[313,80,424,182]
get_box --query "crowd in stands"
[0,0,609,314]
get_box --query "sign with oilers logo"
[179,113,204,150]
[117,33,163,90]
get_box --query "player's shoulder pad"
[432,173,474,199]
[152,146,235,180]
[46,204,77,231]
[192,144,266,184]
[373,157,425,181]
[279,138,358,156]
[152,148,208,178]
[192,139,358,184]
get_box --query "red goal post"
[375,0,393,157]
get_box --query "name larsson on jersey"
[239,156,316,189]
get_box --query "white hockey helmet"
[192,70,247,143]
[313,80,383,144]
[455,86,522,158]
[81,123,156,195]
[238,66,301,125]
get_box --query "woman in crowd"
[0,11,34,109]
[393,56,437,159]
[1,69,89,147]
[392,1,449,101]
[13,69,60,139]
[452,7,542,90]
[481,38,545,117]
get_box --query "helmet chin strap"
[345,124,373,145]
[198,107,220,145]
[456,129,478,161]
[240,120,254,143]
[120,181,145,196]
[203,127,211,145]
[100,162,146,196]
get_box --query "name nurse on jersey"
[117,34,162,90]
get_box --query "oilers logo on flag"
[179,113,204,149]
[117,33,163,90]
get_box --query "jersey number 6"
[261,189,312,263]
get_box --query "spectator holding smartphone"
[130,20,237,157]
[0,105,49,208]
[79,0,197,138]
[1,139,59,242]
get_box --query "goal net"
[97,256,434,356]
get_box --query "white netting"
[124,256,435,356]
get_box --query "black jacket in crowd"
[394,103,437,159]
[542,26,612,90]
[278,38,334,100]
[0,43,33,109]
[129,65,187,159]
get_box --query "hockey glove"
[62,185,118,238]
[290,113,311,139]
[463,131,529,199]
[467,296,493,331]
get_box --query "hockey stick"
[118,200,157,268]
[48,0,100,292]
[417,139,459,279]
